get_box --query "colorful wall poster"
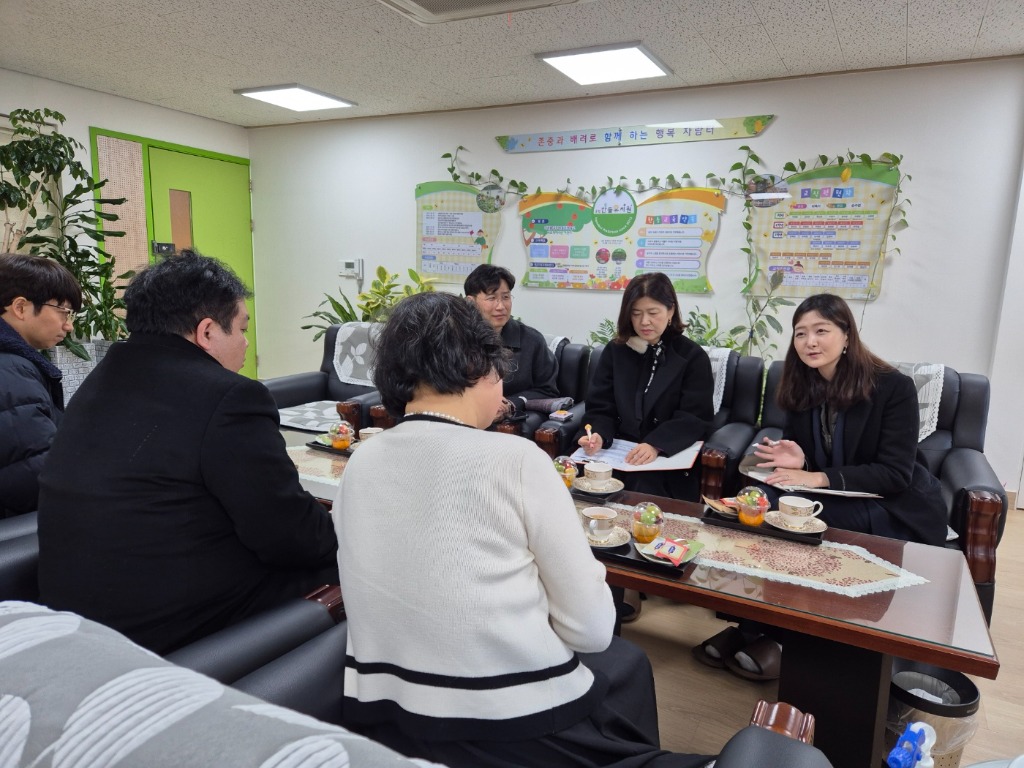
[496,116,774,154]
[520,188,725,293]
[415,181,505,283]
[747,162,899,300]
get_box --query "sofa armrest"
[232,620,348,726]
[939,447,1007,582]
[750,699,815,745]
[165,595,338,684]
[336,390,383,433]
[535,403,587,459]
[263,371,329,409]
[717,726,832,768]
[701,422,760,499]
[370,403,398,429]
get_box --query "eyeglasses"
[42,303,77,322]
[481,292,513,306]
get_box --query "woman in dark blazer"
[752,293,946,545]
[694,293,947,683]
[576,272,714,501]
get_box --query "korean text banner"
[416,181,504,283]
[748,162,899,300]
[520,188,725,293]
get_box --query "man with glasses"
[0,253,82,518]
[464,265,558,429]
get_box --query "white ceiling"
[2,0,1022,128]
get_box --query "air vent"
[376,0,579,25]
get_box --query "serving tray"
[304,440,356,458]
[701,508,823,546]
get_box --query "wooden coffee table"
[597,491,998,768]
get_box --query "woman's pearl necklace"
[405,410,470,426]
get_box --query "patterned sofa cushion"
[0,602,440,768]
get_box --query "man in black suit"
[38,252,338,654]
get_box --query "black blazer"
[784,369,947,546]
[38,333,338,652]
[578,334,714,457]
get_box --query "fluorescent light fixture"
[537,43,670,86]
[234,84,355,112]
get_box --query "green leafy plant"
[726,145,795,357]
[302,267,437,339]
[0,107,130,359]
[683,308,740,350]
[356,266,437,321]
[587,318,616,347]
[442,146,529,197]
[301,289,361,341]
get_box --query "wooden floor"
[622,502,1024,765]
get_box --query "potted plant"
[0,107,129,364]
[302,266,436,340]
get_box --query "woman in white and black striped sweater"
[334,292,710,768]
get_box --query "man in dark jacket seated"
[464,265,558,429]
[37,251,338,654]
[0,254,81,519]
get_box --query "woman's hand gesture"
[752,437,805,470]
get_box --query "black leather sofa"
[262,322,383,432]
[0,511,347,681]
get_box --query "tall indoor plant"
[0,107,129,360]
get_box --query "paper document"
[569,439,702,472]
[739,458,882,498]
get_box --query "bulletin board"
[519,187,726,293]
[747,162,898,299]
[415,181,504,283]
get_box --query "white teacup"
[581,507,617,543]
[358,427,383,441]
[778,495,824,529]
[584,462,613,489]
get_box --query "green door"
[149,148,257,378]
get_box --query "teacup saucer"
[587,526,630,548]
[764,510,827,534]
[574,477,625,495]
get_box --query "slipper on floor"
[691,625,747,669]
[725,636,782,681]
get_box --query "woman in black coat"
[752,293,946,545]
[576,272,714,502]
[694,293,947,682]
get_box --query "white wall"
[0,68,249,161]
[249,58,1024,489]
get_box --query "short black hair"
[615,272,684,342]
[464,264,515,296]
[124,250,251,336]
[373,292,511,417]
[0,253,82,312]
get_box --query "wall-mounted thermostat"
[339,258,363,280]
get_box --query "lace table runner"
[576,500,927,598]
